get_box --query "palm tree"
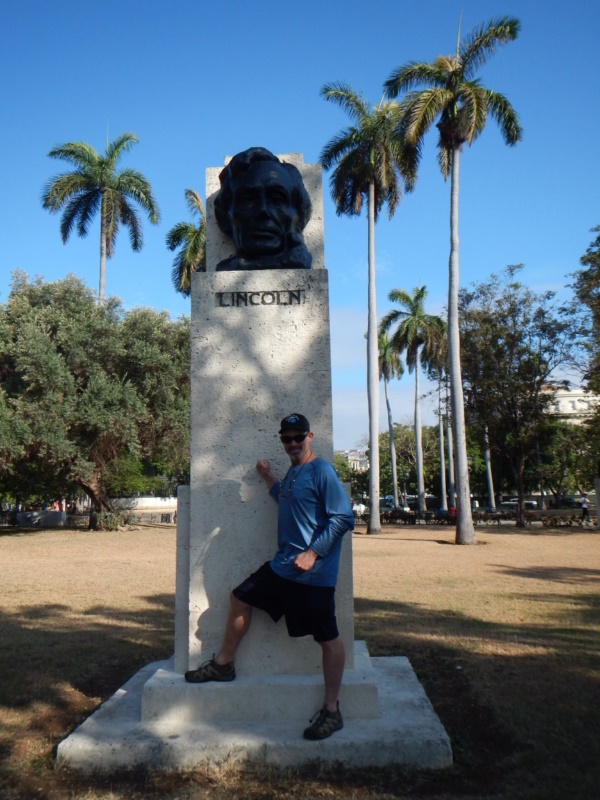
[378,332,404,508]
[384,16,522,543]
[320,82,415,534]
[380,286,446,516]
[166,189,206,296]
[42,132,160,303]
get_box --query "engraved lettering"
[214,289,308,307]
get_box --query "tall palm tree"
[166,189,206,297]
[42,132,160,303]
[378,332,404,508]
[380,286,446,516]
[384,16,522,543]
[320,82,415,534]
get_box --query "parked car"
[500,498,538,509]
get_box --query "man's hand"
[293,549,318,572]
[256,459,277,489]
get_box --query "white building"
[546,387,599,424]
[337,449,369,472]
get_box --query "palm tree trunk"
[445,413,456,507]
[366,180,381,533]
[448,148,476,544]
[384,378,399,508]
[484,426,496,511]
[438,383,448,511]
[99,195,107,303]
[414,354,426,515]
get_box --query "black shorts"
[232,562,339,643]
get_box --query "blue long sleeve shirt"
[268,457,354,586]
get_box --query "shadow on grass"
[495,564,600,583]
[1,582,599,799]
[0,593,174,709]
[354,592,600,799]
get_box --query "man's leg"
[303,635,345,740]
[215,592,253,664]
[184,592,252,683]
[320,636,345,712]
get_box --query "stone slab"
[143,641,379,724]
[57,654,452,773]
[187,268,355,675]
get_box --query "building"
[336,449,369,472]
[546,387,599,424]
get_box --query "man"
[214,147,312,271]
[185,413,354,740]
[580,492,591,527]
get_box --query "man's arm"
[307,463,354,558]
[256,459,278,490]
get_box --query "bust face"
[228,161,300,258]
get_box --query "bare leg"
[320,636,345,711]
[214,592,253,664]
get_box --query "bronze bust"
[214,147,312,271]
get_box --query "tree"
[320,82,415,534]
[378,332,404,507]
[385,16,522,543]
[572,226,600,392]
[166,189,207,296]
[0,273,190,511]
[459,266,580,527]
[379,424,441,503]
[41,133,160,302]
[380,287,446,515]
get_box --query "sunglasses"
[280,433,309,444]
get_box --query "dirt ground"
[1,522,599,799]
[4,521,596,608]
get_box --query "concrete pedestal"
[57,651,452,772]
[143,642,379,725]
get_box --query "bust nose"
[254,190,269,217]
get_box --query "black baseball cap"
[279,413,310,433]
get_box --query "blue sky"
[1,0,598,450]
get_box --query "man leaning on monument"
[185,413,354,740]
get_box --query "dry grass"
[0,523,599,799]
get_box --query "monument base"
[142,641,379,723]
[57,645,452,773]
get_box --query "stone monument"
[56,149,451,771]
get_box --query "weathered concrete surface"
[57,650,452,772]
[185,268,356,676]
[143,641,379,724]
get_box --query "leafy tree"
[572,226,600,392]
[41,133,160,302]
[459,266,581,526]
[533,418,593,504]
[320,82,415,533]
[378,332,403,507]
[380,287,446,514]
[379,424,441,503]
[333,453,353,483]
[571,226,600,490]
[385,16,522,543]
[0,273,190,510]
[166,189,207,297]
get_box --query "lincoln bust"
[214,147,312,271]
